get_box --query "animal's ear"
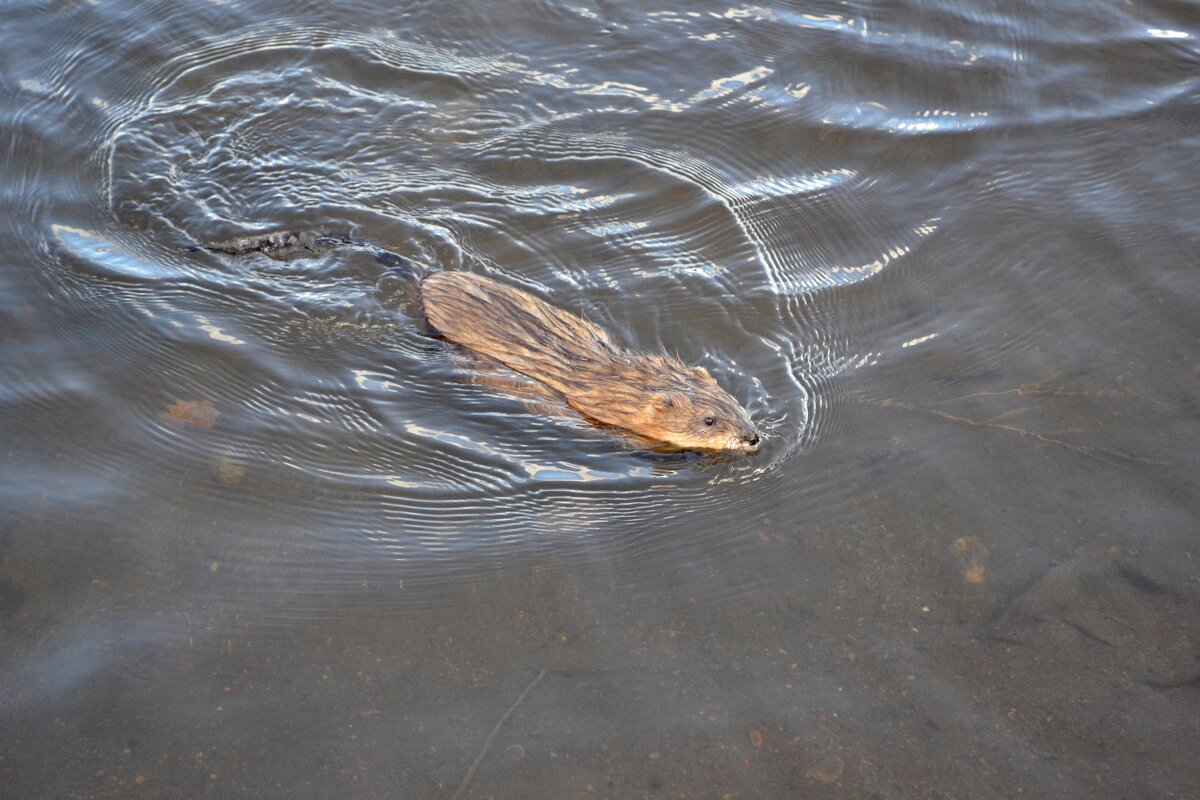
[651,392,675,412]
[692,366,712,380]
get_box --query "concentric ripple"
[5,9,818,603]
[6,0,1193,613]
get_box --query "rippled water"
[2,0,1198,797]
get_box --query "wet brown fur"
[421,272,758,451]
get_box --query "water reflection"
[2,0,1198,797]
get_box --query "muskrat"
[421,272,759,452]
[199,231,760,452]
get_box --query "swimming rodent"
[422,271,759,452]
[199,231,761,452]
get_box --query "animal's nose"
[747,433,760,446]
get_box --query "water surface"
[2,0,1198,797]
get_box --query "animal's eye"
[704,416,716,426]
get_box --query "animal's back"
[420,272,619,395]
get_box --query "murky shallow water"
[2,0,1199,797]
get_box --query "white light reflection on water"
[51,224,159,279]
[1147,29,1191,39]
[689,65,774,105]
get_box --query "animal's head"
[643,365,760,453]
[564,359,760,453]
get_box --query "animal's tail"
[191,230,427,282]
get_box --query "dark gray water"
[2,0,1199,797]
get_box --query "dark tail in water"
[190,230,426,281]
